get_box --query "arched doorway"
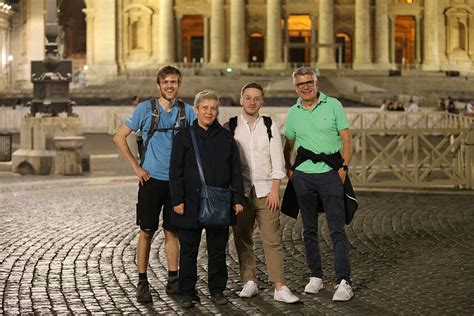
[182,15,204,63]
[394,16,416,67]
[288,15,311,64]
[58,0,86,74]
[335,32,352,66]
[248,31,264,63]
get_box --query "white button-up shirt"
[233,114,286,198]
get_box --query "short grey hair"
[292,67,318,85]
[194,89,220,107]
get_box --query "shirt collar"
[296,92,327,109]
[239,113,261,124]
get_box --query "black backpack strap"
[140,98,160,167]
[262,116,273,141]
[156,99,187,132]
[176,99,186,128]
[228,116,238,135]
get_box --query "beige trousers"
[233,187,284,283]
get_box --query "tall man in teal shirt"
[283,67,354,301]
[114,66,196,303]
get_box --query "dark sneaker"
[136,282,152,303]
[180,295,194,309]
[166,275,179,294]
[211,292,228,306]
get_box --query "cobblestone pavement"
[1,177,473,315]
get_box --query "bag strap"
[156,99,187,132]
[228,115,272,142]
[140,98,160,167]
[262,115,273,141]
[189,126,207,186]
[228,116,238,135]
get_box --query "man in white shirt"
[230,83,299,304]
[407,99,419,112]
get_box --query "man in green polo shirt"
[283,67,354,301]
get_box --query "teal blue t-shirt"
[284,92,350,174]
[125,99,196,180]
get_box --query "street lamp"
[7,54,13,94]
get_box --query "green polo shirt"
[284,92,350,174]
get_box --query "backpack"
[138,99,187,165]
[227,115,273,141]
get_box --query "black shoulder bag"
[189,126,232,228]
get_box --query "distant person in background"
[465,101,474,115]
[447,100,458,114]
[395,101,405,112]
[386,101,395,111]
[438,98,446,111]
[132,95,141,107]
[380,100,387,111]
[407,99,419,113]
[76,70,86,89]
[12,98,23,110]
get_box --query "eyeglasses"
[160,80,179,86]
[295,80,315,89]
[243,96,263,103]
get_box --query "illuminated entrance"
[394,16,416,66]
[288,15,311,64]
[336,32,352,65]
[58,0,86,73]
[182,16,204,62]
[248,32,264,63]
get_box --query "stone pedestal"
[12,117,89,175]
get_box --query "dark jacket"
[169,120,244,229]
[281,147,358,225]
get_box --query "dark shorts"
[136,178,177,233]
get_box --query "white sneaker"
[273,286,300,303]
[238,280,258,298]
[332,280,354,301]
[304,277,324,294]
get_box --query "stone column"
[318,0,336,69]
[152,10,160,63]
[83,1,94,66]
[283,16,289,64]
[265,0,284,69]
[209,0,225,65]
[0,10,11,91]
[415,16,421,65]
[229,0,246,67]
[389,16,395,64]
[374,0,390,69]
[83,0,118,84]
[422,0,439,71]
[310,15,317,65]
[203,16,209,63]
[14,0,45,89]
[158,0,175,64]
[175,14,182,62]
[353,0,372,69]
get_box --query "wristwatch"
[341,165,349,173]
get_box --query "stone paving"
[1,175,473,315]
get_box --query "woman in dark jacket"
[169,90,244,308]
